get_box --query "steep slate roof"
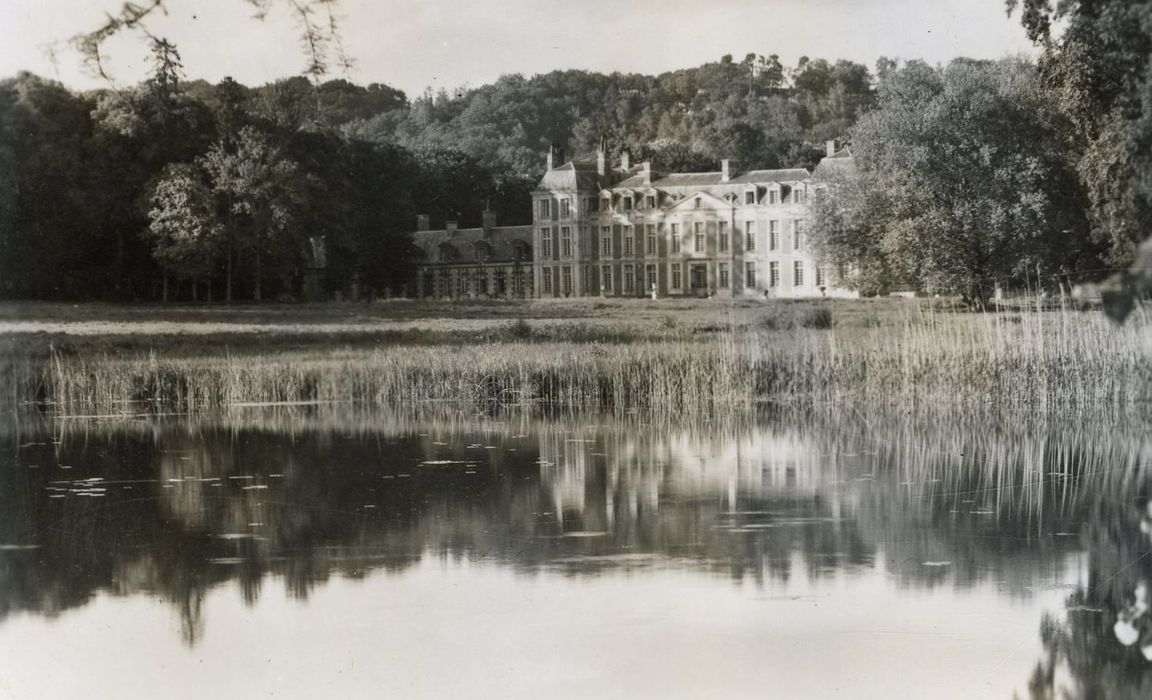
[813,148,856,180]
[413,225,533,264]
[536,161,605,192]
[614,168,810,190]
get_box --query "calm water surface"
[1,406,1150,699]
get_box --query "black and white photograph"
[1,1,1151,698]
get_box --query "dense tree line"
[809,57,1100,304]
[809,1,1152,306]
[346,53,873,175]
[0,50,872,302]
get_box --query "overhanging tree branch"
[66,0,347,84]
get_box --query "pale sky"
[0,0,1036,97]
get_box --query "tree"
[200,126,300,302]
[1009,0,1152,320]
[808,170,899,296]
[146,163,223,301]
[808,58,1098,305]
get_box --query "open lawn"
[1,296,951,355]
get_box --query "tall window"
[539,199,551,219]
[769,261,780,287]
[745,190,756,205]
[671,264,682,290]
[744,221,755,251]
[718,222,729,253]
[541,228,552,258]
[601,264,614,292]
[541,268,553,294]
[746,262,758,288]
[815,266,826,287]
[769,220,779,250]
[792,220,803,251]
[694,221,705,253]
[623,264,635,293]
[670,223,681,253]
[560,226,572,257]
[623,226,634,256]
[793,260,804,287]
[646,264,657,291]
[645,225,657,255]
[601,227,612,258]
[562,266,573,295]
[560,198,571,218]
[718,263,730,288]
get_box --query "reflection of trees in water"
[1026,484,1152,697]
[1,405,1150,652]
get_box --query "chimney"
[596,135,607,177]
[641,161,652,185]
[416,214,430,232]
[482,204,497,237]
[721,158,736,182]
[826,139,837,157]
[620,148,630,171]
[446,220,458,236]
[546,142,565,171]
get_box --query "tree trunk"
[207,279,213,303]
[162,272,169,303]
[226,242,233,304]
[254,246,262,303]
[115,228,124,298]
[192,278,198,303]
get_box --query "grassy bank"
[4,299,1149,414]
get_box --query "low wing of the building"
[410,211,534,300]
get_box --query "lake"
[1,404,1150,699]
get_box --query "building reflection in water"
[1,405,1152,696]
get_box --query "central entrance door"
[689,264,708,295]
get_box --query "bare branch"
[65,0,347,84]
[68,0,168,82]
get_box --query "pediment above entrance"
[665,190,734,212]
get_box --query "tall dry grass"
[7,305,1151,415]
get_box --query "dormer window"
[768,190,779,205]
[694,197,702,209]
[745,189,756,205]
[474,242,490,262]
[602,195,612,210]
[793,186,807,204]
[646,194,656,209]
[623,196,633,211]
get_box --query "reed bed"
[7,305,1152,415]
